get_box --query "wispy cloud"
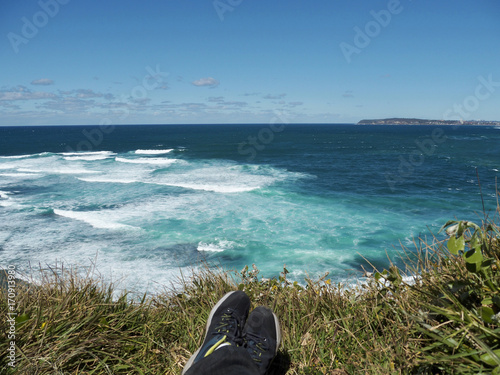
[192,77,219,88]
[263,93,286,100]
[0,86,57,101]
[59,89,114,100]
[31,78,54,86]
[342,90,354,98]
[39,97,97,113]
[0,101,21,110]
[0,86,119,116]
[207,96,247,107]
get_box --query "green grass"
[1,207,499,374]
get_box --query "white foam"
[0,172,41,178]
[1,154,101,176]
[115,157,178,165]
[60,151,115,156]
[1,154,35,159]
[63,155,111,161]
[0,190,11,199]
[134,149,173,155]
[158,182,259,193]
[79,165,263,192]
[148,164,289,193]
[197,240,237,252]
[197,243,225,252]
[53,209,136,230]
[0,190,16,207]
[18,167,98,175]
[0,152,52,159]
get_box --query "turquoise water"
[0,124,499,293]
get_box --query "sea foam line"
[115,157,178,165]
[157,182,259,193]
[78,177,258,192]
[0,172,41,178]
[60,151,116,156]
[53,209,136,230]
[17,168,99,175]
[134,149,173,155]
[63,155,112,161]
[0,152,52,159]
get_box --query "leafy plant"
[412,219,500,373]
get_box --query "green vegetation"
[1,208,499,374]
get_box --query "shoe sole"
[182,291,240,375]
[272,311,282,354]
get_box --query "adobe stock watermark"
[213,0,243,21]
[443,74,500,122]
[65,65,168,153]
[238,110,290,161]
[384,128,447,191]
[340,0,403,64]
[7,0,71,54]
[5,265,17,369]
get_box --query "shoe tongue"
[217,310,241,336]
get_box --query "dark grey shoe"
[243,306,281,375]
[182,290,251,375]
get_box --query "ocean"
[1,124,499,294]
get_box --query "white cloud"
[31,79,54,86]
[192,77,219,88]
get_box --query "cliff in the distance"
[357,118,500,126]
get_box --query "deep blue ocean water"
[1,124,499,293]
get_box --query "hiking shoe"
[243,306,281,375]
[182,290,251,374]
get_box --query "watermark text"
[213,0,243,21]
[238,111,289,161]
[5,265,17,368]
[8,0,71,54]
[340,0,403,63]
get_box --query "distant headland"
[357,118,500,126]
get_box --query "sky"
[1,0,499,125]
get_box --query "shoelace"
[244,332,269,363]
[213,310,245,346]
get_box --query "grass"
[1,206,499,374]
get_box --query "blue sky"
[1,0,499,125]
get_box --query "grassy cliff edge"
[1,211,499,374]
